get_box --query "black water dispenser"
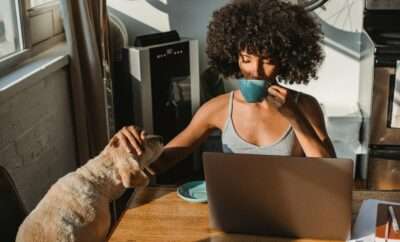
[126,36,200,184]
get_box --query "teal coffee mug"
[239,78,270,103]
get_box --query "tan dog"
[16,134,163,242]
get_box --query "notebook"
[376,204,400,242]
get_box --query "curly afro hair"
[206,0,324,84]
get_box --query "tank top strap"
[228,91,234,117]
[222,91,235,133]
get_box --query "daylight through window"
[0,0,22,60]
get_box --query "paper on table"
[350,199,400,242]
[347,235,374,242]
[390,60,400,128]
[389,205,400,232]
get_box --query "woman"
[111,0,336,176]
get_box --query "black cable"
[301,0,329,11]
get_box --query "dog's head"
[135,134,164,167]
[108,135,164,188]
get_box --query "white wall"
[291,0,365,107]
[0,68,77,211]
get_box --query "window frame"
[27,0,58,9]
[0,0,64,76]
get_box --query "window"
[0,0,63,76]
[28,0,64,46]
[30,0,56,8]
[0,0,23,60]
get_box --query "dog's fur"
[16,135,163,242]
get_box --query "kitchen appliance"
[364,1,400,189]
[126,37,200,184]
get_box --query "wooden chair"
[0,166,27,242]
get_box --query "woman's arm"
[148,103,215,174]
[290,94,336,158]
[149,95,228,173]
[112,96,226,176]
[268,86,336,158]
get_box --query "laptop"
[202,152,353,240]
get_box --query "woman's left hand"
[266,85,299,119]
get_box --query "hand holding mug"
[266,85,299,119]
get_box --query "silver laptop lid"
[203,152,353,240]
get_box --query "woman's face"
[238,50,277,80]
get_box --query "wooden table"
[108,186,400,242]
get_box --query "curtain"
[60,0,114,165]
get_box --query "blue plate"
[177,180,207,203]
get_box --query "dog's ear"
[115,157,149,188]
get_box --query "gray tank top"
[221,91,298,155]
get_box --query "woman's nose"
[249,62,266,80]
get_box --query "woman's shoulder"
[194,92,231,128]
[295,91,324,117]
[201,92,231,111]
[296,91,318,105]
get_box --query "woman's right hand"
[110,125,147,156]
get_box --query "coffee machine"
[364,0,400,189]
